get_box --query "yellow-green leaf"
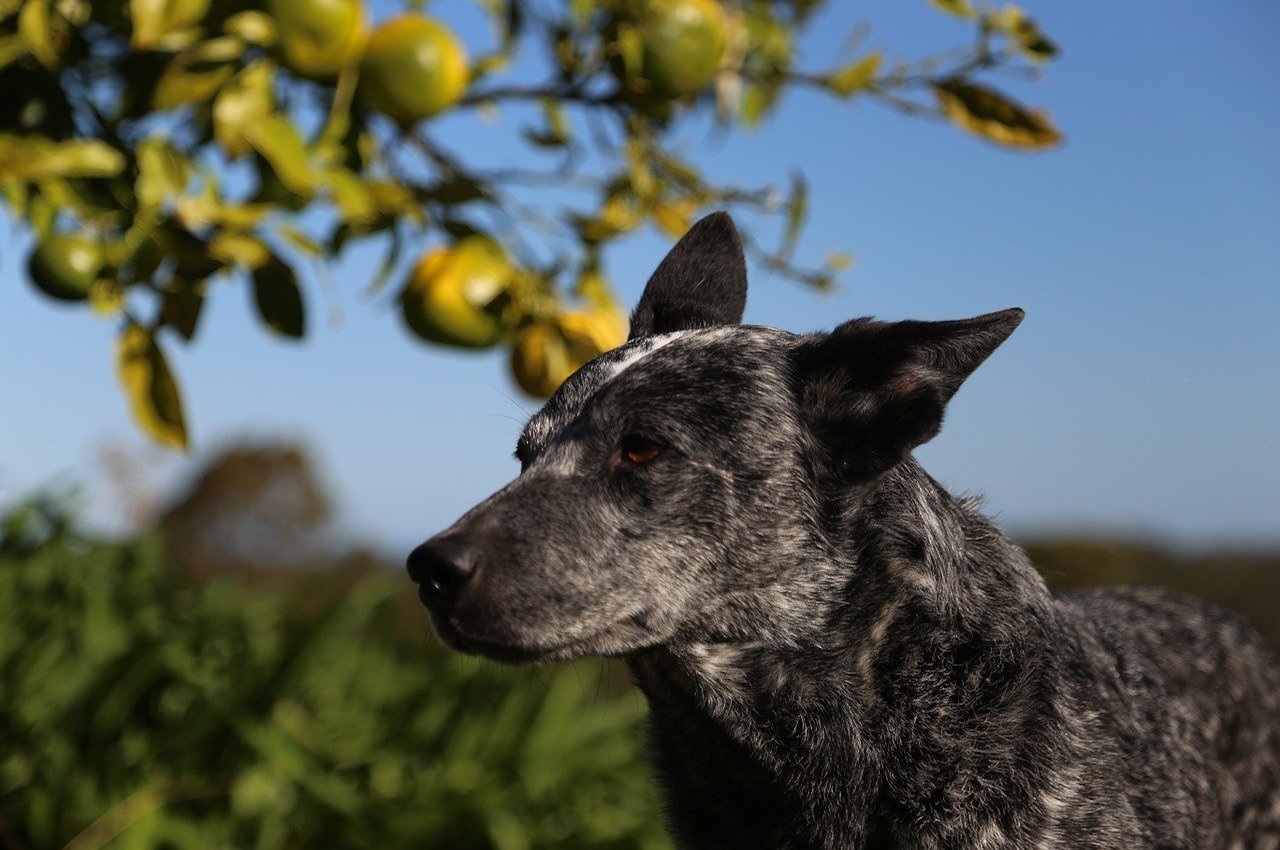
[136,137,190,214]
[131,0,211,49]
[175,196,274,230]
[115,324,189,450]
[614,24,643,82]
[223,10,276,47]
[368,180,423,222]
[927,0,976,19]
[933,80,1062,149]
[246,115,315,194]
[828,51,883,98]
[17,0,59,70]
[824,250,855,272]
[650,199,697,239]
[0,135,126,180]
[252,258,306,339]
[323,168,376,224]
[740,82,780,128]
[988,6,1057,62]
[0,32,28,70]
[152,37,243,110]
[316,65,358,163]
[214,61,275,158]
[88,279,126,316]
[279,225,322,258]
[209,230,271,268]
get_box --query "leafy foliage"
[0,507,668,849]
[0,0,1062,447]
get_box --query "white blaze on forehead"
[599,329,697,381]
[520,326,732,451]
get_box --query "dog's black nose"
[407,538,478,603]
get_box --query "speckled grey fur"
[409,213,1280,849]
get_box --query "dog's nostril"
[407,539,478,602]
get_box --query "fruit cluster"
[19,0,742,403]
[4,0,1058,447]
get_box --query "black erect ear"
[792,308,1024,480]
[628,212,748,341]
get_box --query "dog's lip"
[432,610,657,666]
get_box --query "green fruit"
[268,0,368,80]
[638,0,729,95]
[358,15,468,125]
[28,235,105,302]
[401,237,515,349]
[510,323,570,397]
[509,307,627,397]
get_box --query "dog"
[408,213,1280,849]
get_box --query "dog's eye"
[621,435,662,465]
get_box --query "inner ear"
[793,309,1024,479]
[628,212,748,341]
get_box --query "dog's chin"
[429,612,663,666]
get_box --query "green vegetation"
[0,0,1061,448]
[0,501,668,850]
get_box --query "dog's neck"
[627,458,1065,849]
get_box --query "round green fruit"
[358,15,468,125]
[27,235,105,302]
[638,0,729,95]
[401,237,515,349]
[268,0,368,80]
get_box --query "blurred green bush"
[0,500,669,850]
[1,495,1276,849]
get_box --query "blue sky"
[1,0,1277,552]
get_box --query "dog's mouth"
[429,609,662,666]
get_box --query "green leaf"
[175,196,273,230]
[783,171,808,257]
[115,324,189,450]
[827,51,883,98]
[279,226,322,259]
[0,135,126,180]
[323,168,376,224]
[927,0,976,19]
[222,10,277,47]
[152,37,243,110]
[17,0,59,70]
[209,230,271,269]
[159,280,206,342]
[363,223,403,297]
[252,257,306,339]
[933,79,1062,149]
[214,61,275,158]
[1,178,26,212]
[614,24,643,81]
[367,180,423,222]
[136,137,190,214]
[131,0,212,49]
[0,32,28,70]
[650,199,697,239]
[824,250,855,272]
[741,82,781,127]
[316,66,358,165]
[246,115,316,195]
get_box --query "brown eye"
[621,435,662,465]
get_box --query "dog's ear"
[792,308,1024,479]
[628,212,748,341]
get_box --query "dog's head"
[408,213,1022,664]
